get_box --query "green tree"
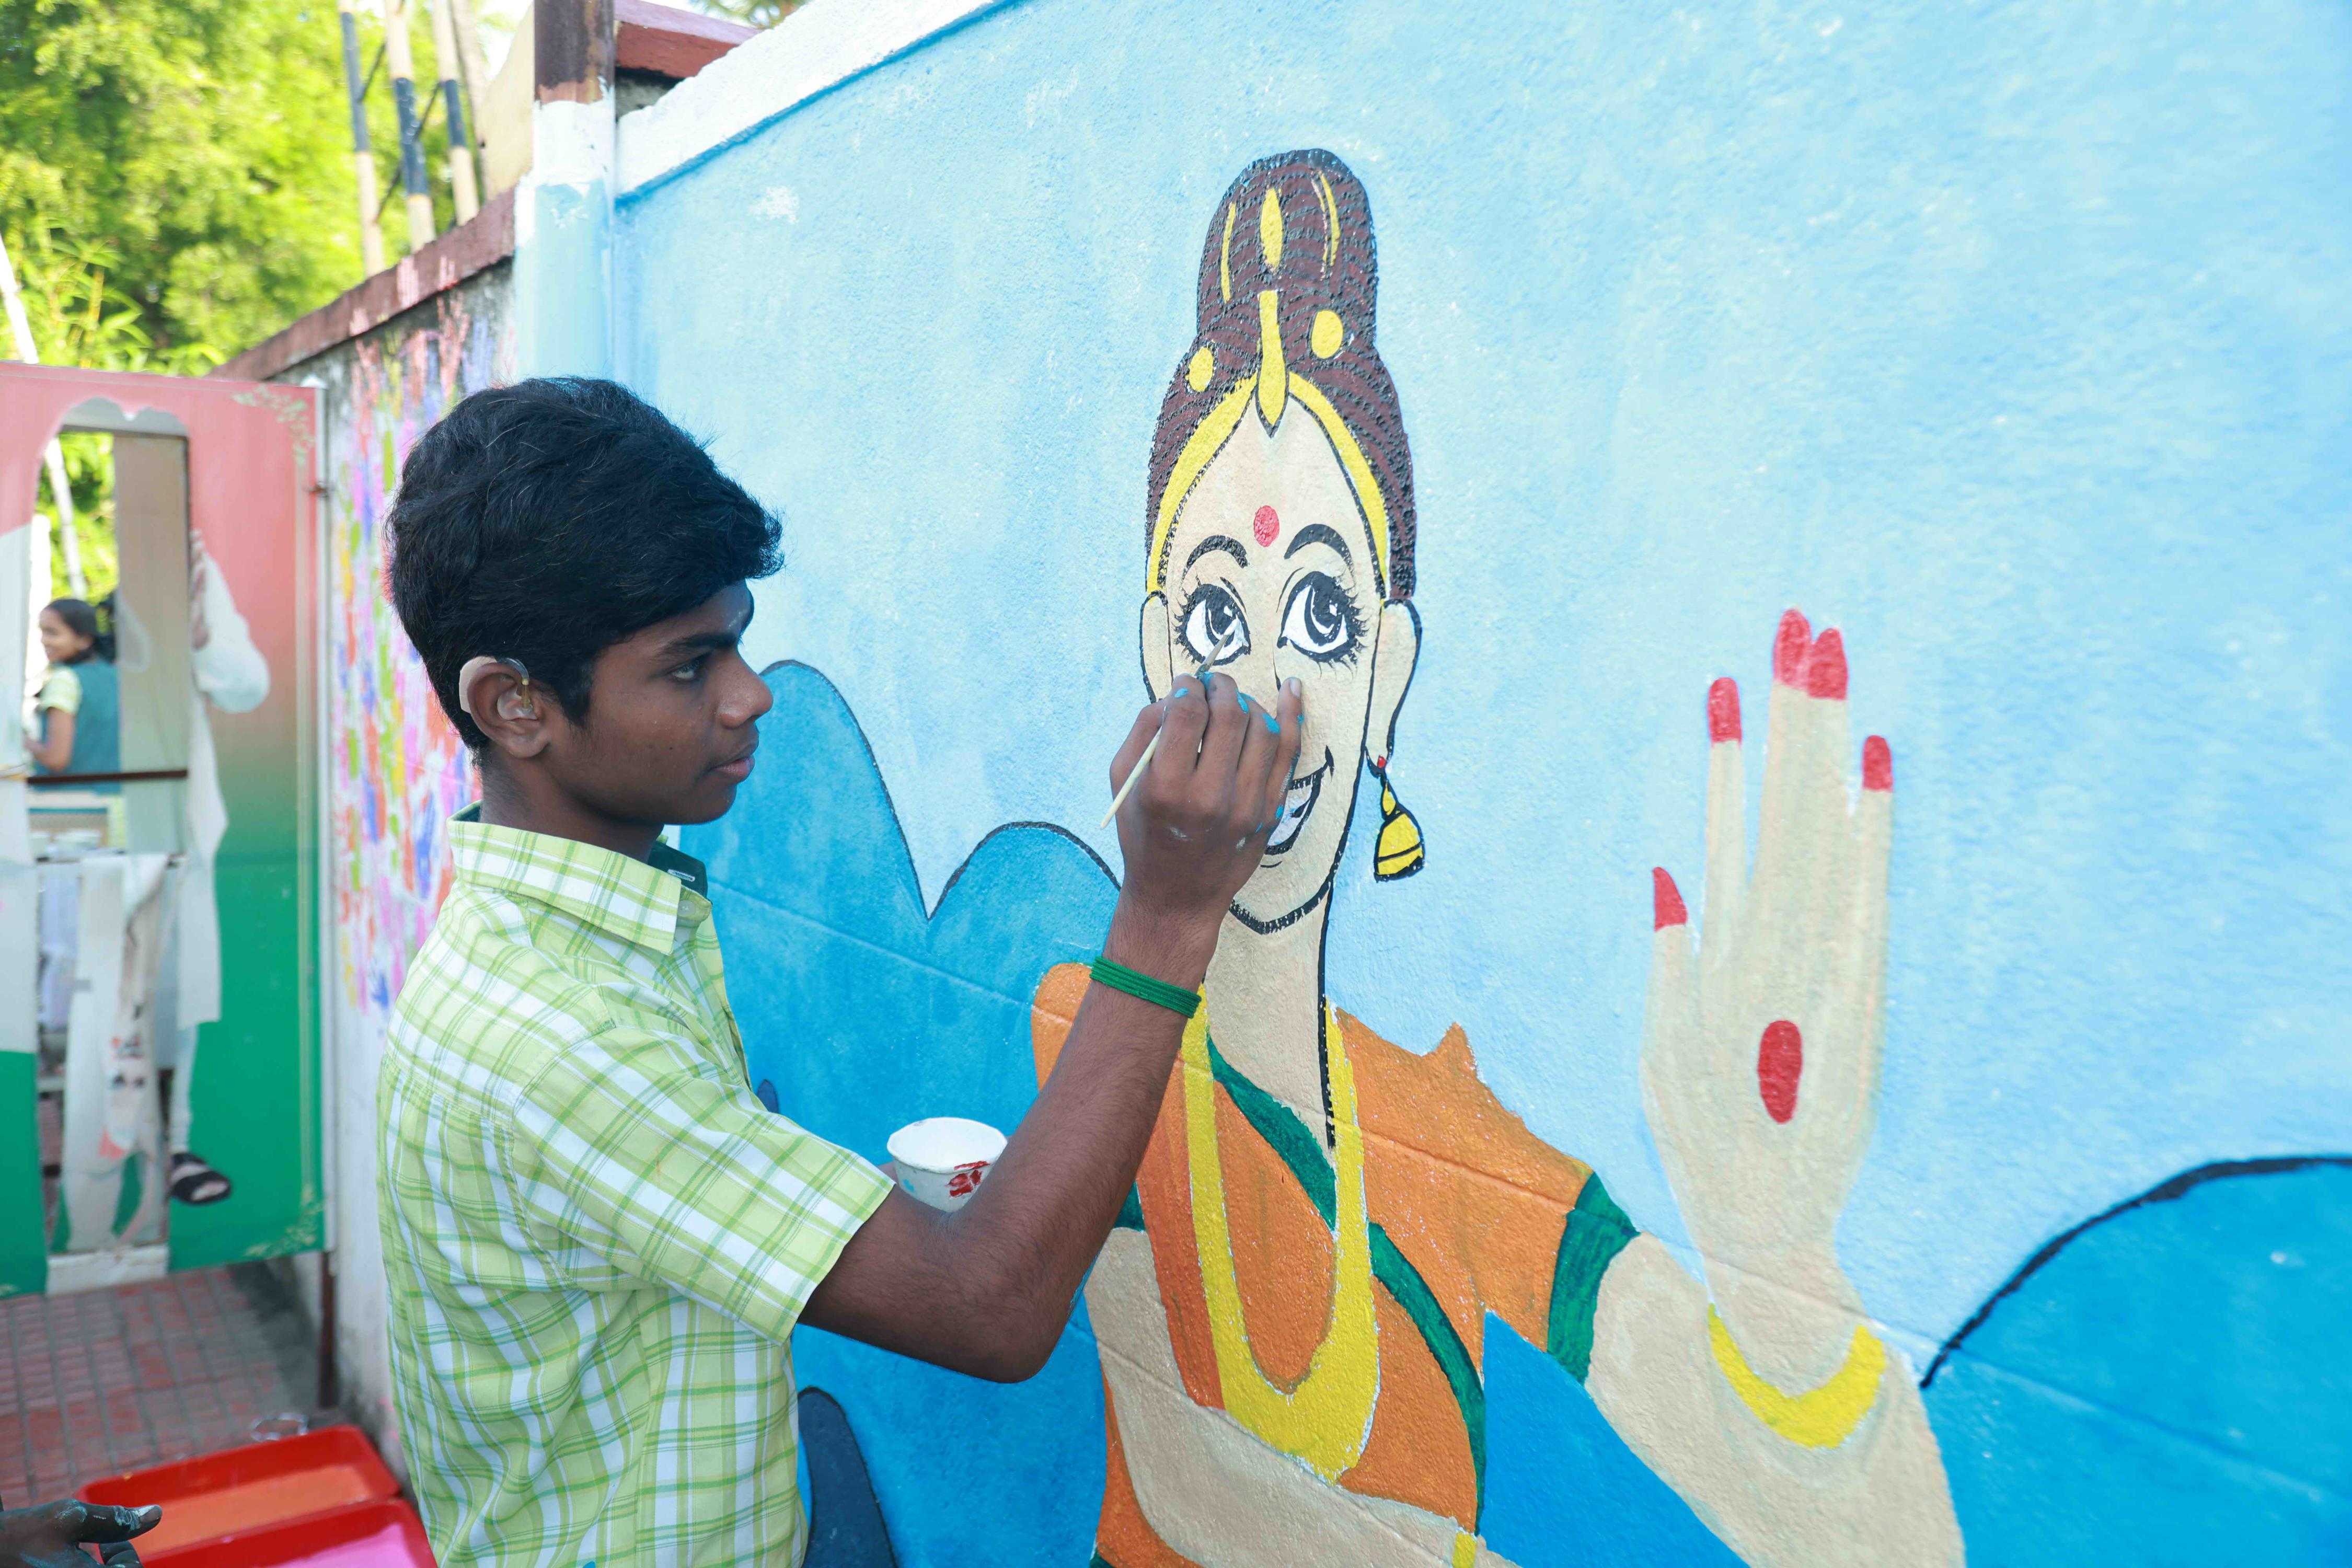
[1,0,466,367]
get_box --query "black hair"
[387,377,781,751]
[42,597,111,663]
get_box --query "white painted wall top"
[614,0,1001,194]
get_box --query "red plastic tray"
[144,1499,435,1567]
[80,1426,402,1559]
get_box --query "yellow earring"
[1370,757,1424,881]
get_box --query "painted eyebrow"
[1185,534,1248,572]
[1284,523,1353,564]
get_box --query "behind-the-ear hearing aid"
[456,655,538,721]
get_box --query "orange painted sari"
[1030,964,1637,1566]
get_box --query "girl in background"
[27,597,117,782]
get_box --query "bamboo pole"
[426,0,480,223]
[0,228,87,599]
[336,0,388,275]
[447,0,493,109]
[382,0,437,249]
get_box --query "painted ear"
[1366,599,1421,760]
[1139,592,1174,700]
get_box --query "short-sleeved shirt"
[36,662,83,717]
[378,812,892,1567]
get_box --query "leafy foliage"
[0,0,469,367]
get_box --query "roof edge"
[215,187,516,383]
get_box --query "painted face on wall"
[1143,411,1417,930]
[1139,147,1425,931]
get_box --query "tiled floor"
[0,1263,320,1506]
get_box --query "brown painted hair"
[1145,149,1417,601]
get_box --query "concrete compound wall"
[596,2,2352,1565]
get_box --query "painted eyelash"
[1283,577,1366,666]
[1179,582,1250,659]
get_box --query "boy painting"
[378,378,1301,1566]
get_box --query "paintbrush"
[1101,632,1242,829]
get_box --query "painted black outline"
[1920,1154,2352,1388]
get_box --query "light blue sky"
[619,0,2352,1360]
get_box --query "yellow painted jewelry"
[1705,1307,1886,1448]
[1183,1004,1380,1481]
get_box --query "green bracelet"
[1089,954,1203,1018]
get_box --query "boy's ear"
[459,656,552,759]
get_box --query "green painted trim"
[1368,1221,1487,1521]
[1202,1031,1337,1225]
[0,1054,44,1297]
[1200,1030,1486,1518]
[1546,1172,1638,1383]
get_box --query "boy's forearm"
[969,896,1216,1298]
[802,672,1296,1377]
[801,894,1217,1379]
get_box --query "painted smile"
[1264,755,1330,855]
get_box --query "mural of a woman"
[1031,151,1962,1567]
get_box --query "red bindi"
[1252,505,1280,547]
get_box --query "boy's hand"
[1105,672,1303,974]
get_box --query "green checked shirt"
[378,812,892,1567]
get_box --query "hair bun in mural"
[1148,149,1416,601]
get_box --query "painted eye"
[1280,572,1359,661]
[1181,584,1250,664]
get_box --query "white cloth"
[37,864,77,1032]
[57,854,174,1252]
[174,545,268,1028]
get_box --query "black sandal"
[169,1152,233,1205]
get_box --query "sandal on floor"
[169,1152,233,1205]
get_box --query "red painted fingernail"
[1805,628,1848,700]
[1773,609,1812,687]
[1652,867,1687,929]
[1758,1020,1802,1123]
[1708,678,1742,743]
[1862,735,1892,791]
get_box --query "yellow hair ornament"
[1706,1307,1886,1448]
[1259,187,1285,273]
[1255,290,1288,429]
[1371,759,1424,880]
[1186,346,1215,393]
[1311,309,1344,359]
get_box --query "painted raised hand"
[1641,610,1893,1318]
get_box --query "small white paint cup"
[886,1117,1007,1212]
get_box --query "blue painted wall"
[625,0,2352,1559]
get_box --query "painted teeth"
[1266,772,1319,850]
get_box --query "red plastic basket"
[142,1499,435,1567]
[80,1426,402,1559]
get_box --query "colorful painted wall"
[293,269,512,1468]
[629,2,2352,1562]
